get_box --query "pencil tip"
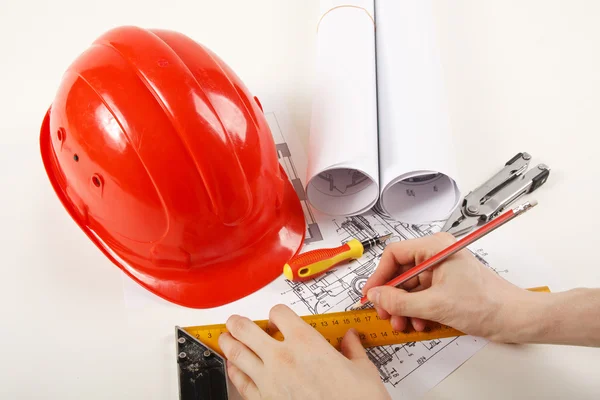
[350,299,374,310]
[349,300,363,310]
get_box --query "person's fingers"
[400,273,420,291]
[409,279,432,294]
[266,319,279,337]
[226,361,261,400]
[226,315,273,358]
[219,332,263,379]
[413,232,456,263]
[363,233,455,293]
[268,304,314,339]
[415,270,433,291]
[390,315,407,332]
[366,286,442,320]
[380,271,432,310]
[362,248,402,295]
[410,317,428,332]
[375,305,390,320]
[340,328,368,361]
[389,233,455,265]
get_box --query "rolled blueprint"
[306,0,379,216]
[375,0,461,223]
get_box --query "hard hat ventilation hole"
[92,175,102,188]
[57,128,65,142]
[73,154,79,162]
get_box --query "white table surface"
[1,0,599,398]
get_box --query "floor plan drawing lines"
[265,112,323,244]
[258,106,496,398]
[280,211,448,316]
[277,208,492,393]
[314,170,371,197]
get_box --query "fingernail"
[367,288,380,304]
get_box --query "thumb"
[340,328,368,361]
[367,286,439,319]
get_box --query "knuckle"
[381,290,404,314]
[227,315,249,335]
[238,378,253,398]
[292,328,314,344]
[389,302,406,316]
[380,243,399,261]
[414,248,435,264]
[227,363,240,380]
[382,243,399,255]
[226,342,244,362]
[434,231,456,245]
[272,346,296,367]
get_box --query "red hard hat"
[39,26,305,308]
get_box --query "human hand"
[362,232,532,341]
[218,304,390,400]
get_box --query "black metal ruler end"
[176,327,230,400]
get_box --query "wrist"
[488,288,600,344]
[488,288,555,343]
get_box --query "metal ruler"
[176,285,550,399]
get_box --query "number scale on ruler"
[183,286,550,356]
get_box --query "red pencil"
[353,200,538,308]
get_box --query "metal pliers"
[442,152,550,237]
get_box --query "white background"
[1,0,599,398]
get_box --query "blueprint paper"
[306,0,461,223]
[264,104,489,398]
[375,0,461,223]
[305,0,380,217]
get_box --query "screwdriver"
[283,234,392,282]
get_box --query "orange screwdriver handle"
[283,239,364,281]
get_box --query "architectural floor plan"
[277,210,488,394]
[265,109,489,398]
